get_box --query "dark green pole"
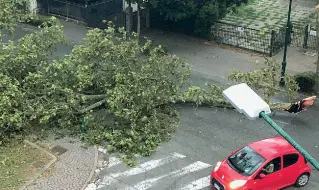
[259,111,319,170]
[81,115,85,139]
[279,0,293,86]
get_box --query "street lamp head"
[222,83,271,120]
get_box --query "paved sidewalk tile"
[25,137,96,190]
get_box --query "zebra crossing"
[96,152,213,190]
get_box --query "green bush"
[294,72,316,93]
[151,0,251,39]
[25,15,52,27]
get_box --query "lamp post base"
[279,77,285,87]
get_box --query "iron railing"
[291,24,317,50]
[211,22,286,56]
[37,0,124,27]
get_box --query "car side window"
[261,157,281,175]
[283,154,299,168]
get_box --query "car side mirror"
[259,173,266,179]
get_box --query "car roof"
[248,136,297,160]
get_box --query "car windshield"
[228,146,265,176]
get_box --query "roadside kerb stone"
[20,140,58,190]
[81,144,98,190]
[24,137,98,190]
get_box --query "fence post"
[270,30,275,57]
[303,24,309,49]
[81,115,85,140]
[85,0,88,23]
[66,1,69,21]
[47,0,49,13]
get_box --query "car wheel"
[295,173,310,187]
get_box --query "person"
[262,162,274,174]
[284,96,316,113]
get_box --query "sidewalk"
[23,137,98,190]
[141,30,317,79]
[44,19,317,81]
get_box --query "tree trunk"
[125,3,133,37]
[137,3,141,36]
[145,7,150,29]
[316,7,319,94]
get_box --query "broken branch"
[77,99,107,114]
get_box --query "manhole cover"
[50,145,68,156]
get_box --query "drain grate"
[50,145,68,156]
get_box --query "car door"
[280,153,300,187]
[253,157,283,190]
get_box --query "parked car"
[210,136,312,190]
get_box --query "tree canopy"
[0,16,191,164]
[0,0,32,32]
[150,0,250,38]
[1,2,300,165]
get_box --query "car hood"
[214,160,248,184]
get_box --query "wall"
[122,0,145,12]
[28,0,37,14]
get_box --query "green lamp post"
[223,83,319,170]
[279,0,293,86]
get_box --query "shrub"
[25,15,52,27]
[294,72,316,93]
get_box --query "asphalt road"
[5,21,319,190]
[96,72,319,190]
[94,29,319,190]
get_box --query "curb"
[20,140,57,190]
[80,145,98,190]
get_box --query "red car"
[210,136,312,190]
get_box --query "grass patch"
[0,142,51,190]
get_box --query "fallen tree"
[1,16,304,164]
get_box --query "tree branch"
[174,100,291,111]
[77,99,106,114]
[76,94,107,100]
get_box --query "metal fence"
[291,24,317,50]
[37,0,124,27]
[211,22,286,56]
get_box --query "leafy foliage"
[150,0,250,38]
[181,58,299,112]
[1,4,301,165]
[228,58,280,103]
[154,0,198,22]
[228,58,299,103]
[25,15,53,28]
[227,0,256,17]
[194,0,220,38]
[79,28,189,164]
[1,15,190,164]
[0,17,70,145]
[284,75,299,101]
[0,0,34,33]
[181,83,228,107]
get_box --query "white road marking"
[178,175,210,190]
[107,157,122,168]
[98,152,186,187]
[128,161,212,190]
[97,176,117,188]
[111,152,186,178]
[97,176,135,189]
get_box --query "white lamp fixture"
[222,83,271,120]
